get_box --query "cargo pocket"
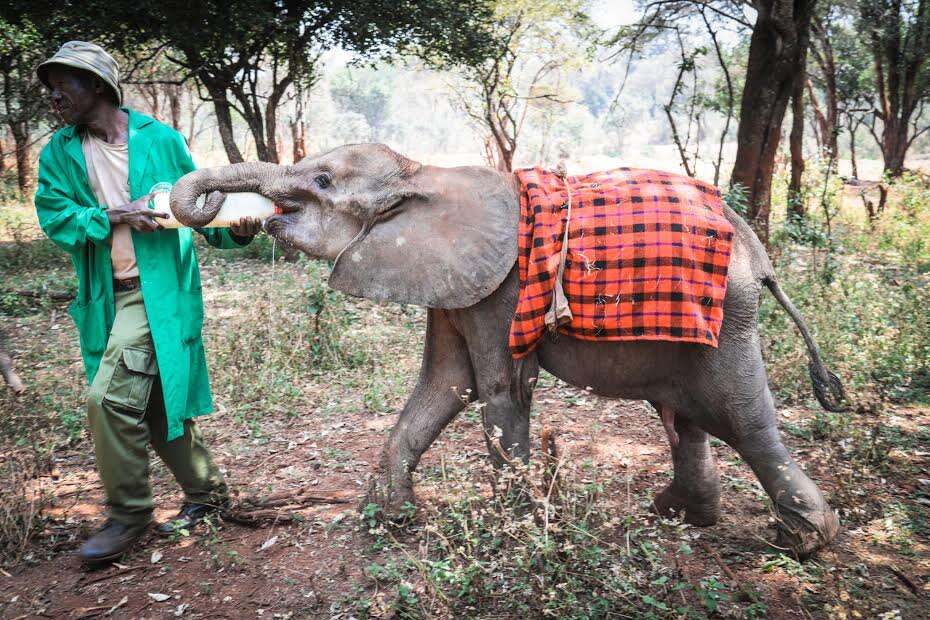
[104,346,158,414]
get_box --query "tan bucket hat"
[37,41,123,105]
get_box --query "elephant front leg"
[364,310,475,520]
[477,355,537,465]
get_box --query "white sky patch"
[590,0,638,28]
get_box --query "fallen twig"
[72,605,109,619]
[889,565,919,596]
[57,484,103,499]
[699,540,739,586]
[236,487,353,508]
[223,488,353,526]
[79,564,145,588]
[8,289,75,302]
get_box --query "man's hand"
[230,217,262,240]
[107,193,167,232]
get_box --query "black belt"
[113,276,142,292]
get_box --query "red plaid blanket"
[509,167,734,359]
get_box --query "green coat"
[35,108,248,441]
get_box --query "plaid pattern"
[509,167,734,358]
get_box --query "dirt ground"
[0,257,928,619]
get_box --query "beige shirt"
[82,132,138,280]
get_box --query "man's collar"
[60,107,153,139]
[127,107,155,130]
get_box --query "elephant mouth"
[272,199,302,214]
[263,213,296,236]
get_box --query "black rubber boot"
[79,519,149,566]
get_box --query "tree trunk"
[10,122,31,192]
[881,117,909,176]
[807,78,832,151]
[862,0,929,178]
[167,85,182,131]
[848,120,859,179]
[201,75,244,164]
[809,19,838,160]
[788,54,807,220]
[290,121,307,164]
[729,0,816,243]
[262,77,291,165]
[0,133,5,174]
[233,84,272,163]
[291,92,307,164]
[496,144,514,172]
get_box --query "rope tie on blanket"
[545,161,574,331]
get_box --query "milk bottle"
[147,182,278,228]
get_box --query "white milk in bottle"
[147,182,278,228]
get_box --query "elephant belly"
[535,334,693,402]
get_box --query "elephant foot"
[361,474,417,523]
[772,503,839,559]
[652,484,720,527]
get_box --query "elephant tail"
[763,276,847,412]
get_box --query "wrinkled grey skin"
[171,144,845,557]
[0,330,25,394]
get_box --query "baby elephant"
[170,143,845,557]
[0,330,25,394]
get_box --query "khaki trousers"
[86,289,227,525]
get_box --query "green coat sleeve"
[171,132,252,250]
[34,141,111,253]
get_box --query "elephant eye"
[315,174,331,189]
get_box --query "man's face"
[45,65,103,125]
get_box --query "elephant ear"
[329,168,519,309]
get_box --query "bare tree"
[454,0,594,171]
[788,46,810,220]
[860,0,930,177]
[613,1,817,240]
[700,7,737,186]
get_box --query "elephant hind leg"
[688,354,839,557]
[651,409,721,527]
[730,424,839,558]
[364,309,475,519]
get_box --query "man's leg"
[81,289,158,564]
[149,384,228,504]
[148,383,228,534]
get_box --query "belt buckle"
[114,277,140,292]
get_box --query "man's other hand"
[108,193,167,232]
[230,217,262,239]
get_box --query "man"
[34,41,261,566]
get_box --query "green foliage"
[355,457,766,618]
[760,245,929,406]
[723,183,749,216]
[763,161,930,414]
[207,261,368,433]
[329,69,392,141]
[0,18,57,134]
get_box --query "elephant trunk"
[169,161,287,227]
